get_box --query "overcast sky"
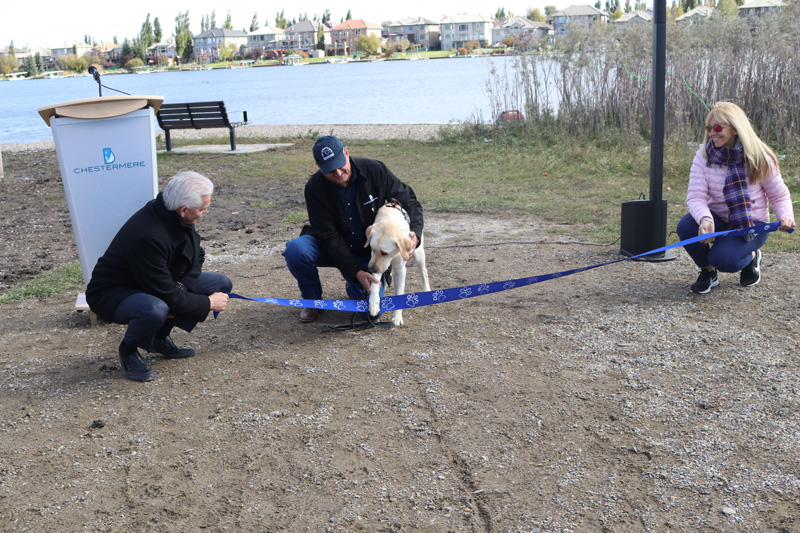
[2,0,620,50]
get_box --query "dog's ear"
[364,225,373,248]
[398,235,413,261]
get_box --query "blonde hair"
[703,101,779,184]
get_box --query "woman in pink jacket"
[676,102,795,294]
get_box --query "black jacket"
[86,193,211,323]
[301,156,423,281]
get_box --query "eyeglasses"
[706,123,725,133]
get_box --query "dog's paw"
[369,299,381,317]
[391,311,404,327]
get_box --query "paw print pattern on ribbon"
[503,281,515,290]
[382,298,396,311]
[478,284,490,294]
[406,294,420,307]
[459,287,472,299]
[333,300,346,310]
[356,301,368,312]
[432,290,446,302]
[290,299,302,307]
[314,300,326,309]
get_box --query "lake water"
[0,56,518,145]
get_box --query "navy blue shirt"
[337,168,368,253]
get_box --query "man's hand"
[209,292,229,312]
[356,270,380,292]
[408,231,419,254]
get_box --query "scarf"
[706,138,754,240]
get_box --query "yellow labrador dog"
[364,203,431,326]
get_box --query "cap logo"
[321,147,335,161]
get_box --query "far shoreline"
[0,123,452,152]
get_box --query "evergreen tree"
[544,6,556,15]
[210,10,217,29]
[9,40,15,57]
[133,37,147,60]
[495,7,507,19]
[346,9,352,20]
[154,18,162,42]
[113,36,118,44]
[250,13,259,32]
[121,38,132,58]
[322,9,331,23]
[224,10,233,30]
[23,55,39,76]
[317,24,325,49]
[595,1,602,8]
[35,52,43,72]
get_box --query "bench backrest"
[156,101,232,130]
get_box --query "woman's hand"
[778,217,796,232]
[699,218,715,243]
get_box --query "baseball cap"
[313,136,347,174]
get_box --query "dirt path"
[1,148,799,531]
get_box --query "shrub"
[124,57,144,70]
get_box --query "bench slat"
[155,100,247,151]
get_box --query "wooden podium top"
[37,95,165,127]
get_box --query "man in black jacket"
[283,136,423,322]
[87,171,231,381]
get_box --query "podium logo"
[103,148,116,164]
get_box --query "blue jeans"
[112,272,232,349]
[676,212,767,272]
[283,234,383,301]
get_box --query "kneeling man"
[87,171,231,382]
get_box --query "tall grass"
[486,5,800,153]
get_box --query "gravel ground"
[1,133,799,532]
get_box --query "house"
[440,13,493,50]
[675,5,715,23]
[549,5,609,36]
[385,17,440,51]
[147,38,177,65]
[247,25,286,54]
[492,16,553,48]
[613,9,653,26]
[738,0,785,18]
[192,28,248,62]
[281,20,329,53]
[327,19,383,56]
[50,42,93,60]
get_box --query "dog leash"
[228,221,792,315]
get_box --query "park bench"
[156,101,248,151]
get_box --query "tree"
[317,24,325,50]
[219,41,237,61]
[133,38,147,60]
[154,17,162,42]
[174,11,193,59]
[717,0,739,16]
[201,14,207,32]
[545,5,557,15]
[35,52,43,72]
[346,9,352,20]
[625,0,632,12]
[275,10,287,29]
[141,13,154,47]
[595,0,602,8]
[121,38,133,58]
[224,10,233,30]
[682,0,696,11]
[210,10,217,28]
[8,40,15,57]
[0,54,17,75]
[113,35,118,44]
[322,9,331,23]
[528,7,546,21]
[23,55,39,76]
[355,33,380,55]
[250,13,259,32]
[495,7,507,19]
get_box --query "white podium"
[38,96,164,321]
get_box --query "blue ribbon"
[228,222,791,313]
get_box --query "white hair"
[162,171,214,210]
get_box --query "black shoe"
[119,342,155,382]
[151,336,196,359]
[740,249,762,287]
[690,269,719,294]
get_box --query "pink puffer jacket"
[686,148,795,225]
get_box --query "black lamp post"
[619,0,675,261]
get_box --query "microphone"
[88,66,102,96]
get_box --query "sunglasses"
[706,124,725,133]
